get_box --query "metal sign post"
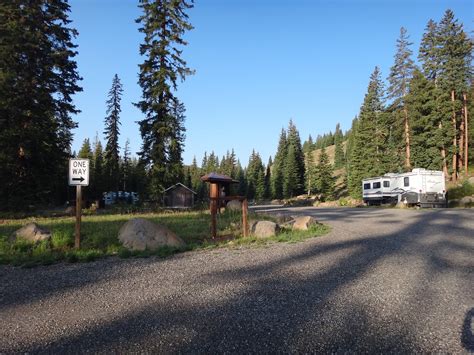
[68,159,90,249]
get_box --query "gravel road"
[1,207,473,353]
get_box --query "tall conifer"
[104,74,123,195]
[135,0,193,198]
[0,0,82,208]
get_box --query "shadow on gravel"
[5,209,474,353]
[462,308,474,351]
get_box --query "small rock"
[459,196,474,207]
[226,200,242,211]
[252,221,280,238]
[10,223,51,243]
[292,216,318,230]
[468,176,474,185]
[118,218,185,251]
[65,206,75,215]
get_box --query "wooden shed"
[163,183,196,208]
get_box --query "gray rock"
[292,216,318,231]
[65,206,75,215]
[459,196,474,207]
[10,222,51,243]
[252,220,280,238]
[468,176,474,185]
[118,218,186,251]
[226,200,242,211]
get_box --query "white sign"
[69,159,90,186]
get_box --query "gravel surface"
[1,207,473,353]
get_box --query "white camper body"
[362,169,446,207]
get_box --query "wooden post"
[210,183,219,239]
[75,185,82,249]
[242,198,248,237]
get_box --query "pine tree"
[0,1,82,209]
[437,9,472,179]
[92,138,106,199]
[121,139,132,192]
[348,67,386,198]
[246,150,264,200]
[305,149,317,195]
[135,0,193,199]
[78,139,93,160]
[284,120,305,197]
[236,161,247,197]
[406,69,444,170]
[315,147,335,200]
[387,27,415,169]
[264,157,272,199]
[104,74,123,195]
[334,123,345,168]
[271,128,287,199]
[419,11,473,179]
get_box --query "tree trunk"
[403,106,411,169]
[451,90,457,181]
[463,93,469,174]
[459,111,464,171]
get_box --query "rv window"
[383,181,390,187]
[363,183,370,190]
[373,182,381,188]
[404,177,409,187]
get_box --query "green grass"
[448,179,474,200]
[0,210,330,267]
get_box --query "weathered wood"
[75,185,82,249]
[242,199,248,237]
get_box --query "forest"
[0,2,472,211]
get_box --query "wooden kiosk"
[200,172,249,239]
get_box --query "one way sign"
[69,159,90,186]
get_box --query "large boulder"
[226,200,242,211]
[292,216,318,231]
[118,218,185,251]
[10,222,51,243]
[252,220,280,238]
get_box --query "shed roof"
[200,172,238,184]
[163,183,197,194]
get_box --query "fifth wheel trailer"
[362,169,447,207]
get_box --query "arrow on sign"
[72,177,85,182]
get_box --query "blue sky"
[69,0,473,166]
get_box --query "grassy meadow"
[0,210,329,267]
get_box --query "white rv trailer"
[362,168,446,207]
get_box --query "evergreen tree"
[92,138,106,199]
[0,0,82,209]
[387,27,415,169]
[236,161,247,197]
[419,11,473,179]
[348,67,387,198]
[264,157,272,199]
[121,139,132,192]
[104,74,123,195]
[246,150,264,200]
[167,97,186,183]
[302,135,314,154]
[406,69,444,170]
[315,147,335,200]
[135,0,193,199]
[334,123,345,168]
[284,120,305,197]
[78,139,93,160]
[305,149,317,195]
[271,129,287,199]
[437,9,472,179]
